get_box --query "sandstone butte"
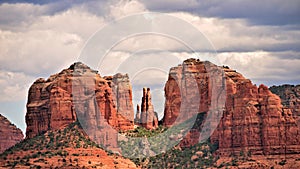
[163,58,300,156]
[25,62,135,149]
[135,87,159,130]
[0,114,24,153]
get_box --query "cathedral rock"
[163,58,300,156]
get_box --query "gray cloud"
[141,0,300,26]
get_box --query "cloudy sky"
[0,0,299,134]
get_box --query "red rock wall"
[212,68,300,156]
[104,73,134,131]
[163,59,225,128]
[0,114,24,153]
[26,75,76,138]
[163,59,300,156]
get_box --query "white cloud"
[141,0,199,10]
[0,29,81,76]
[29,7,106,39]
[0,70,34,102]
[216,51,300,85]
[109,0,146,19]
[170,12,300,52]
[0,3,108,76]
[110,34,187,52]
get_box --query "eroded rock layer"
[25,62,134,140]
[0,114,23,153]
[163,58,300,156]
[104,73,134,131]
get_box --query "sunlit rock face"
[25,62,134,140]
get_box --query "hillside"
[0,121,138,169]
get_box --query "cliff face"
[26,73,76,138]
[163,59,225,128]
[25,62,134,139]
[163,59,300,156]
[104,73,134,131]
[213,69,300,156]
[0,114,23,153]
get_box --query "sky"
[0,0,299,135]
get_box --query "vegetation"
[123,125,167,137]
[279,159,286,166]
[0,121,101,168]
[129,138,220,168]
[117,111,224,168]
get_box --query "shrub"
[279,159,286,166]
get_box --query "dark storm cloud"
[0,0,51,4]
[0,0,110,30]
[217,43,300,53]
[141,0,300,26]
[3,0,299,26]
[0,0,111,13]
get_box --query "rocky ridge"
[0,114,24,153]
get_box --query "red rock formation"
[138,87,158,130]
[163,59,225,128]
[104,73,134,131]
[163,59,300,156]
[0,114,24,153]
[25,62,134,141]
[212,68,300,156]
